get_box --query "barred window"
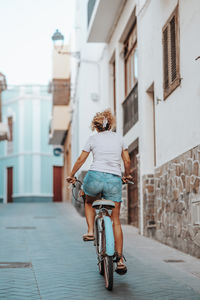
[162,6,180,99]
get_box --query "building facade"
[70,0,114,211]
[86,0,200,257]
[0,73,9,141]
[48,44,71,202]
[0,85,62,203]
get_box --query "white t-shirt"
[83,131,128,177]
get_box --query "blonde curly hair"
[91,109,115,132]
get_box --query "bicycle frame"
[71,177,133,290]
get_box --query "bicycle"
[71,178,133,291]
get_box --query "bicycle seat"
[92,199,115,209]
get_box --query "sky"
[0,0,75,85]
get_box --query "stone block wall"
[137,154,141,233]
[143,174,156,237]
[143,145,200,258]
[120,184,128,224]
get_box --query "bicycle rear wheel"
[104,255,113,290]
[95,218,104,275]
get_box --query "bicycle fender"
[103,216,115,256]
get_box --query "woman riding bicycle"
[67,109,132,274]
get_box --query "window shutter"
[163,27,169,90]
[170,15,177,82]
[163,5,180,99]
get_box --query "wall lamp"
[51,29,80,59]
[156,97,162,105]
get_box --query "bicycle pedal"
[97,259,104,266]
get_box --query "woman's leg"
[84,195,96,235]
[111,202,124,262]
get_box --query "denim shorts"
[82,170,122,202]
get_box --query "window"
[123,83,138,135]
[124,24,137,97]
[163,6,180,99]
[123,23,138,135]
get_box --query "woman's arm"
[67,151,90,183]
[121,149,132,181]
[121,149,131,175]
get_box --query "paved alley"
[0,202,200,300]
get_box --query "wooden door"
[7,167,13,203]
[53,166,62,202]
[128,147,139,226]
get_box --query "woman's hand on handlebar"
[122,175,133,184]
[66,176,77,184]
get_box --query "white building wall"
[106,0,138,139]
[138,0,200,172]
[52,46,71,79]
[88,0,200,175]
[83,0,200,232]
[71,0,110,174]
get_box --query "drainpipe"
[138,152,144,236]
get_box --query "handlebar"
[68,176,134,204]
[122,179,134,185]
[70,177,134,186]
[72,178,82,187]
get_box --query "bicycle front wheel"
[95,217,104,275]
[98,259,104,276]
[104,255,113,290]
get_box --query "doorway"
[128,143,139,227]
[7,167,13,203]
[53,166,62,202]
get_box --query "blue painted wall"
[0,86,63,203]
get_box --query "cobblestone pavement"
[0,203,200,300]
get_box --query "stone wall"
[143,145,200,258]
[137,154,141,233]
[120,184,128,224]
[143,174,156,238]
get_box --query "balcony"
[49,105,71,145]
[87,0,126,42]
[0,122,9,141]
[123,83,138,135]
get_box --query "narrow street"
[0,203,200,300]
